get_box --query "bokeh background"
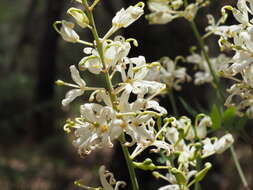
[0,0,252,189]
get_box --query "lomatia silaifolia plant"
[54,0,251,189]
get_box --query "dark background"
[0,0,252,189]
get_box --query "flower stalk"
[81,1,139,189]
[230,145,250,190]
[186,6,249,190]
[119,134,140,190]
[190,20,250,190]
[189,20,225,103]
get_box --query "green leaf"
[171,168,187,185]
[157,116,162,130]
[222,107,237,130]
[234,116,248,132]
[133,158,156,171]
[210,104,221,130]
[179,97,198,117]
[194,162,212,183]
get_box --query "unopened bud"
[67,8,89,28]
[152,171,161,179]
[55,80,65,86]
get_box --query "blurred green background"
[0,0,252,189]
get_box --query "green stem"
[230,145,250,190]
[190,19,250,190]
[90,0,101,11]
[168,91,178,116]
[187,8,250,190]
[183,1,248,188]
[194,157,202,190]
[82,1,139,189]
[189,20,225,103]
[119,134,139,190]
[82,0,117,110]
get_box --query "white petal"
[158,184,180,190]
[215,133,234,154]
[60,20,79,43]
[99,166,114,190]
[232,8,248,24]
[83,47,93,54]
[62,89,84,106]
[146,100,167,114]
[70,65,86,87]
[112,4,144,28]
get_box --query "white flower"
[118,56,166,97]
[117,88,167,146]
[147,0,180,24]
[62,65,86,106]
[99,166,126,190]
[231,0,251,25]
[207,2,253,116]
[112,2,144,29]
[67,8,89,28]
[148,0,171,13]
[196,116,212,139]
[79,51,102,74]
[166,127,180,144]
[77,165,126,190]
[73,103,123,155]
[186,52,230,85]
[59,20,79,43]
[225,82,253,118]
[79,36,131,74]
[214,133,234,154]
[147,12,177,24]
[146,57,191,90]
[183,4,198,20]
[158,184,180,190]
[178,145,196,164]
[206,24,241,38]
[186,115,212,140]
[119,96,156,145]
[147,0,205,24]
[104,36,131,67]
[202,138,216,157]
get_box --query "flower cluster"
[146,0,209,24]
[186,50,230,85]
[145,57,191,91]
[54,0,237,189]
[206,0,253,117]
[56,2,167,156]
[131,115,234,190]
[75,165,126,190]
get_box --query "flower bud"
[232,8,248,24]
[112,2,145,29]
[54,20,79,43]
[184,4,198,21]
[55,80,65,86]
[67,8,89,28]
[194,162,212,182]
[171,0,183,9]
[171,168,187,185]
[215,133,234,154]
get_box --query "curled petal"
[146,100,167,114]
[214,133,234,154]
[99,166,115,190]
[158,184,180,190]
[70,65,86,87]
[62,89,84,106]
[112,3,144,28]
[60,20,79,43]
